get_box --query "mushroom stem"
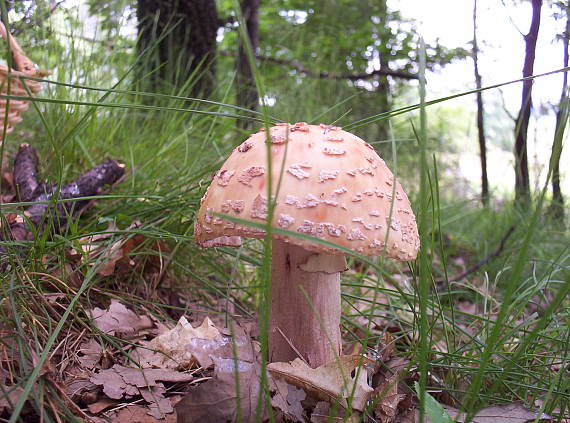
[269,240,344,367]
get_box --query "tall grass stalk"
[416,38,431,423]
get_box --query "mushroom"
[194,123,419,367]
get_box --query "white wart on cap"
[195,123,419,261]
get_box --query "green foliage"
[415,382,454,423]
[86,0,136,33]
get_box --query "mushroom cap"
[194,123,419,261]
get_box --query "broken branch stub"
[13,143,40,202]
[1,143,125,267]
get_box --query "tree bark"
[472,0,489,206]
[514,0,542,205]
[236,0,260,130]
[549,1,569,223]
[375,0,391,142]
[136,0,218,99]
[269,240,343,367]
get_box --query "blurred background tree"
[549,0,569,222]
[135,0,219,98]
[1,0,566,210]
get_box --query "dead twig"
[436,225,516,286]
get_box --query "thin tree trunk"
[472,0,489,206]
[136,0,218,99]
[550,2,569,222]
[236,0,260,130]
[514,0,542,205]
[376,0,391,142]
[376,61,391,141]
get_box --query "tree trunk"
[472,0,489,206]
[375,63,391,141]
[136,0,218,98]
[375,0,391,142]
[549,2,569,223]
[514,0,542,205]
[236,0,260,130]
[269,240,343,367]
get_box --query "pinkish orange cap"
[195,123,419,261]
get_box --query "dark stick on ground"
[2,143,125,266]
[436,225,516,287]
[13,143,40,202]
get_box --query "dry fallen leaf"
[267,355,373,412]
[444,402,553,422]
[87,398,117,414]
[112,404,177,423]
[0,385,23,415]
[72,222,135,276]
[310,401,361,423]
[140,385,173,419]
[97,236,133,276]
[135,316,222,370]
[77,338,103,369]
[269,376,306,422]
[372,356,411,423]
[374,373,406,423]
[64,366,99,401]
[90,364,194,419]
[89,300,154,338]
[118,365,195,385]
[91,366,129,399]
[175,355,264,423]
[90,364,195,394]
[174,325,263,423]
[72,221,168,277]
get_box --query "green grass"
[0,9,568,423]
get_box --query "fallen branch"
[1,143,125,265]
[436,225,516,286]
[219,50,418,81]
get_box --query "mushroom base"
[269,240,343,367]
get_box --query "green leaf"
[415,382,454,423]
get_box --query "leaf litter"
[134,315,225,369]
[89,299,155,339]
[267,355,374,412]
[269,377,307,422]
[5,294,561,423]
[444,402,555,423]
[70,220,169,278]
[76,300,396,421]
[1,130,566,422]
[2,289,563,422]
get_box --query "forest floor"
[0,144,568,423]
